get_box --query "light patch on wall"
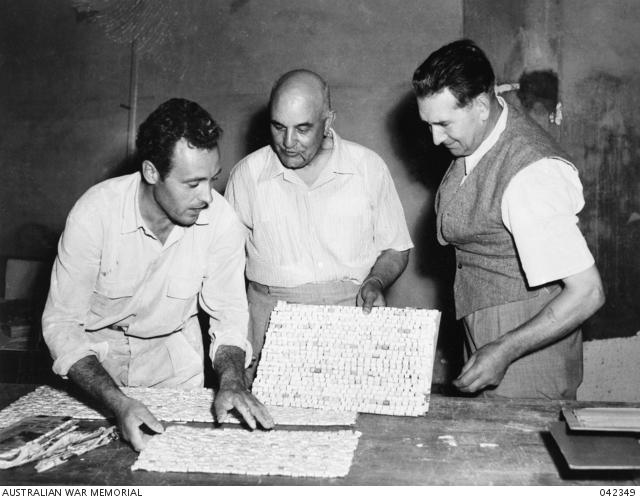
[517,26,558,73]
[578,335,640,402]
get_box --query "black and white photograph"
[0,0,638,492]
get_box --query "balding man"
[225,69,413,382]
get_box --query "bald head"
[270,69,332,116]
[268,69,335,170]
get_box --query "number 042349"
[600,490,636,497]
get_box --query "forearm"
[214,345,248,390]
[363,249,410,289]
[454,265,604,394]
[67,355,130,414]
[496,265,605,362]
[68,355,164,450]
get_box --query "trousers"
[246,280,361,383]
[463,286,582,399]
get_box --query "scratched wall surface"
[465,0,640,341]
[0,0,463,382]
[560,0,640,339]
[3,0,638,386]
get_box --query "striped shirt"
[225,130,413,287]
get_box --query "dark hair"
[136,98,222,179]
[412,39,495,107]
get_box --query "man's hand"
[214,378,275,430]
[356,249,409,314]
[453,340,513,394]
[112,396,164,452]
[356,277,386,314]
[454,265,605,395]
[214,345,274,430]
[67,356,164,452]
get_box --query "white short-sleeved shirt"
[225,130,413,287]
[462,98,594,286]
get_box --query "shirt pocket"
[167,276,201,318]
[89,280,136,322]
[319,195,373,262]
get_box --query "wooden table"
[1,383,638,486]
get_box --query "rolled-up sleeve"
[42,199,109,377]
[199,197,252,368]
[502,158,595,287]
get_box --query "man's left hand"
[356,279,386,314]
[453,340,513,394]
[214,380,275,430]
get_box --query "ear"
[473,93,491,121]
[323,110,336,135]
[141,160,160,185]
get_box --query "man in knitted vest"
[412,39,605,399]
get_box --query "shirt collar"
[258,128,355,183]
[464,96,508,174]
[194,207,210,225]
[325,129,356,174]
[121,173,144,234]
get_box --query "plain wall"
[0,0,463,382]
[5,0,638,386]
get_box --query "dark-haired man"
[225,70,413,382]
[412,40,605,399]
[43,98,273,451]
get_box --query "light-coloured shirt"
[225,130,413,287]
[42,173,251,378]
[463,97,594,287]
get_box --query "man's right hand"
[112,396,164,452]
[67,356,164,452]
[453,342,511,393]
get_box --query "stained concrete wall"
[0,1,131,260]
[9,1,637,388]
[0,0,463,381]
[579,337,640,402]
[465,0,640,342]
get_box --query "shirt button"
[457,263,463,269]
[318,262,324,268]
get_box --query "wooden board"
[2,384,640,486]
[550,422,640,470]
[563,407,640,432]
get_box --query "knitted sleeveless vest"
[435,106,575,319]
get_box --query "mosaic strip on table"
[0,385,356,429]
[253,301,441,416]
[132,425,361,477]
